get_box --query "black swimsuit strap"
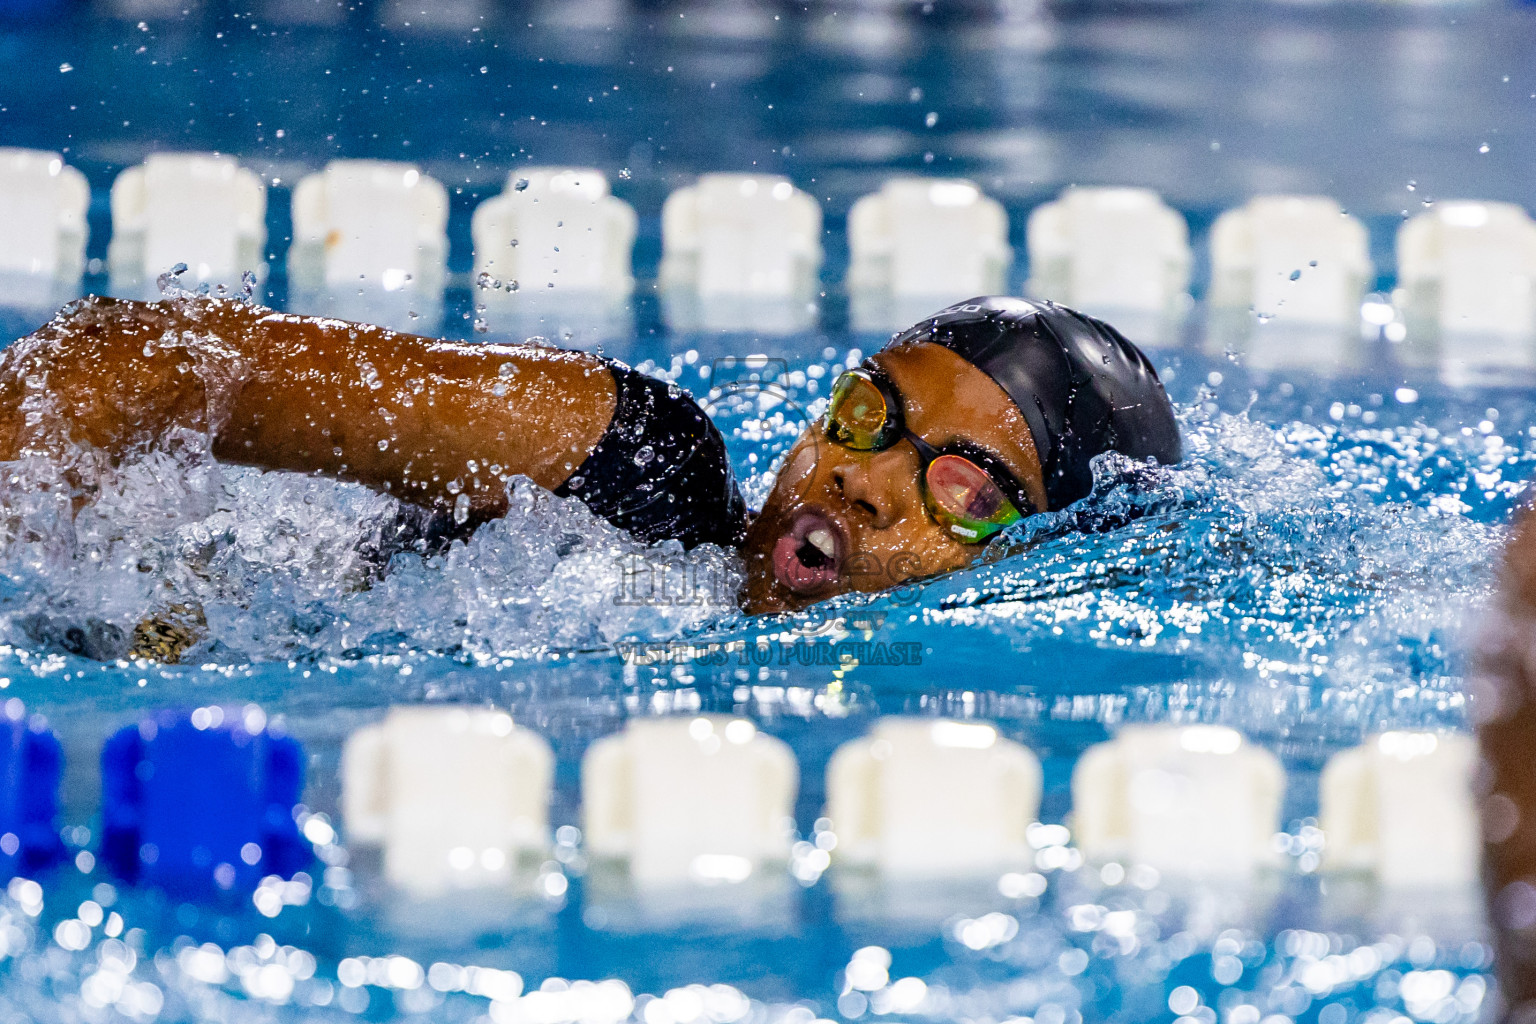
[555,363,747,549]
[362,362,747,562]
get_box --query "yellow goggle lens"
[826,372,891,450]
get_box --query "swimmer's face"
[741,342,1047,614]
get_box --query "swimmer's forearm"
[215,310,615,511]
[0,297,224,460]
[0,298,616,515]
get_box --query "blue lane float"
[0,699,64,881]
[100,705,313,897]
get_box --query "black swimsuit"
[368,362,747,560]
[554,363,747,550]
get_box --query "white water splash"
[0,442,740,664]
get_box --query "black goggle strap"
[828,366,1038,519]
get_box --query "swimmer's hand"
[128,604,206,663]
[14,602,205,663]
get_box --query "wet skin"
[0,296,615,529]
[1477,507,1536,1010]
[739,341,1047,615]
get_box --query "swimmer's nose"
[831,449,911,530]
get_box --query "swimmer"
[0,294,1180,636]
[1477,511,1536,1014]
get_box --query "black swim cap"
[885,296,1182,511]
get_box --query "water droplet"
[924,111,938,128]
[377,439,390,451]
[1289,269,1301,281]
[514,178,530,191]
[498,362,518,378]
[909,87,923,102]
[58,63,73,73]
[1406,180,1417,191]
[1480,143,1491,154]
[634,446,655,467]
[567,474,584,490]
[156,264,189,296]
[476,272,498,290]
[617,167,632,180]
[453,494,470,525]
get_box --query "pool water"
[0,321,1514,1024]
[2,0,1535,1021]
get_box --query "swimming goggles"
[823,367,1034,543]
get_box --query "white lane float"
[659,173,822,333]
[1072,724,1285,879]
[847,177,1011,333]
[289,159,448,330]
[1319,730,1479,889]
[1027,186,1190,346]
[583,715,797,886]
[0,147,90,308]
[109,152,266,298]
[827,717,1041,877]
[1208,195,1372,371]
[342,706,554,896]
[1397,200,1536,383]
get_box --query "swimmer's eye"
[923,454,1023,544]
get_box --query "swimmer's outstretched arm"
[0,296,616,519]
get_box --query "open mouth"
[770,509,846,596]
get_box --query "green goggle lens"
[923,454,1023,542]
